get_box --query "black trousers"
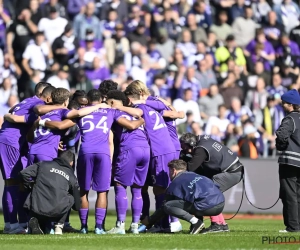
[279,164,300,232]
[148,200,224,226]
[212,166,244,193]
[30,212,68,232]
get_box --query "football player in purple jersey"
[0,83,53,234]
[123,81,185,232]
[105,90,150,234]
[118,82,180,232]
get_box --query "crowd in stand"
[0,0,299,158]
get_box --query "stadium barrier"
[0,158,282,213]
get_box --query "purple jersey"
[30,109,70,157]
[145,96,181,151]
[0,96,43,150]
[77,108,119,156]
[113,111,149,151]
[136,104,175,157]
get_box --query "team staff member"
[179,133,244,233]
[19,150,80,235]
[276,89,300,233]
[138,160,225,234]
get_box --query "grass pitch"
[0,212,297,250]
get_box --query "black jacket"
[19,158,81,217]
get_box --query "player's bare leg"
[94,191,107,234]
[79,190,89,234]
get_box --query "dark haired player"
[98,80,118,101]
[71,90,88,107]
[0,82,52,234]
[106,90,150,234]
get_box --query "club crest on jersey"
[212,142,222,152]
[204,135,210,140]
[50,168,69,180]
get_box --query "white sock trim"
[190,217,198,224]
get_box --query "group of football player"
[0,79,187,234]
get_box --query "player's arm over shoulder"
[43,119,76,130]
[163,110,185,119]
[116,116,145,130]
[34,104,65,115]
[66,103,109,119]
[114,105,143,118]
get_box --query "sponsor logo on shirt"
[212,142,222,152]
[50,168,69,181]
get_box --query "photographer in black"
[180,133,244,234]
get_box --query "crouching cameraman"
[19,150,81,235]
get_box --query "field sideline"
[0,212,299,250]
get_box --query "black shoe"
[189,221,205,234]
[222,224,230,232]
[29,217,44,235]
[63,224,80,233]
[200,222,223,234]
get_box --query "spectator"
[210,11,232,42]
[173,88,202,126]
[281,65,299,88]
[27,70,41,96]
[274,0,300,34]
[205,104,230,137]
[247,61,271,87]
[47,65,70,90]
[190,121,203,136]
[0,94,19,117]
[7,9,37,64]
[104,24,130,68]
[245,28,275,72]
[255,95,284,157]
[85,57,110,89]
[177,110,194,136]
[52,23,79,67]
[195,58,217,89]
[199,84,224,120]
[0,77,18,105]
[245,77,269,110]
[187,1,212,31]
[226,97,253,126]
[73,2,101,41]
[42,0,68,19]
[263,11,284,49]
[266,73,287,98]
[230,0,246,23]
[128,22,148,47]
[290,16,300,45]
[232,6,258,48]
[276,33,300,69]
[71,69,93,93]
[100,0,128,23]
[150,74,171,102]
[219,72,244,108]
[177,66,200,101]
[252,0,271,23]
[38,6,68,45]
[223,123,241,154]
[102,10,119,40]
[67,0,84,21]
[111,64,128,85]
[0,1,11,49]
[183,13,207,43]
[155,28,175,62]
[238,124,259,159]
[22,31,53,79]
[157,8,180,41]
[215,35,246,74]
[176,29,196,59]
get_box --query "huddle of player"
[0,79,185,234]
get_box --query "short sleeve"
[22,45,32,59]
[61,109,70,119]
[113,110,124,121]
[25,113,38,124]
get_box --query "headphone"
[180,134,198,148]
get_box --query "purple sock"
[170,216,179,223]
[2,187,9,223]
[141,191,150,218]
[95,208,106,228]
[114,186,128,222]
[131,187,142,223]
[79,209,88,227]
[18,191,29,224]
[6,185,19,224]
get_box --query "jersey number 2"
[149,111,166,131]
